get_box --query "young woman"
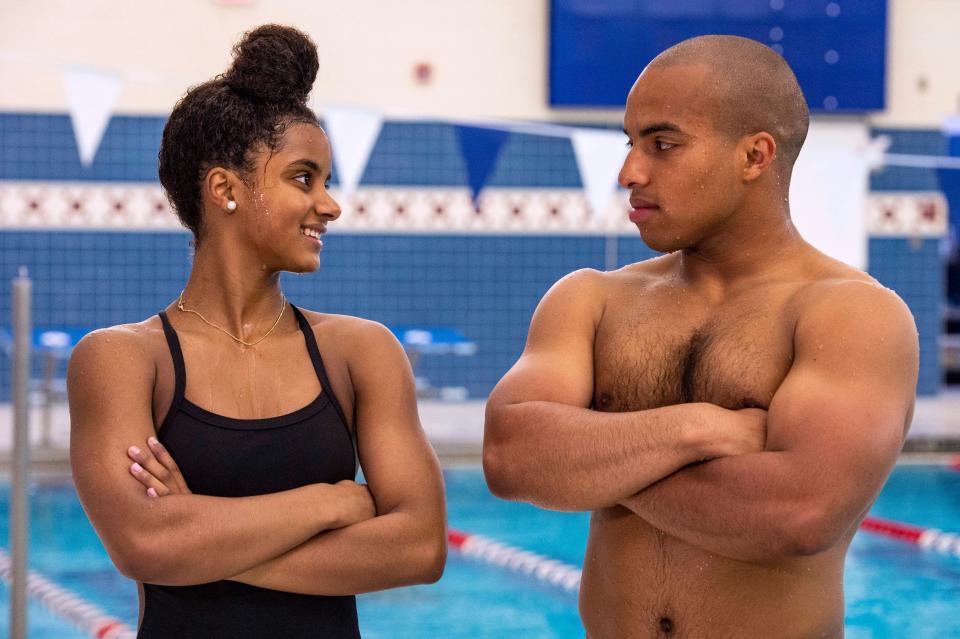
[68,24,446,638]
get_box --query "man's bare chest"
[593,292,796,413]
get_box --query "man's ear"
[741,132,777,182]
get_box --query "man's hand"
[710,407,767,458]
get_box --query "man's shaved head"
[648,35,810,172]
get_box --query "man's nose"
[618,149,651,189]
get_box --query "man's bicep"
[766,284,918,518]
[488,269,601,409]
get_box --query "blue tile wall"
[0,113,166,182]
[361,122,464,186]
[487,132,582,188]
[0,115,949,397]
[869,127,945,192]
[616,235,660,265]
[867,238,942,395]
[2,114,948,193]
[0,231,607,400]
[1,114,589,188]
[1,232,941,399]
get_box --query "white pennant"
[63,66,123,167]
[571,128,628,221]
[790,120,871,268]
[323,105,383,198]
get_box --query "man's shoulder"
[797,254,898,307]
[552,254,673,293]
[793,262,915,338]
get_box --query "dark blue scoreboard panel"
[549,0,887,112]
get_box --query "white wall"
[0,0,958,125]
[0,0,555,119]
[875,0,960,127]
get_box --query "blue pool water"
[1,465,959,638]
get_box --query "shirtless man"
[483,36,918,638]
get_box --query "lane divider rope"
[1,518,955,631]
[449,515,960,595]
[0,547,135,639]
[860,517,960,557]
[448,528,581,593]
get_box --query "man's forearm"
[231,510,445,595]
[619,453,823,562]
[484,401,734,511]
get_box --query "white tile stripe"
[0,183,948,237]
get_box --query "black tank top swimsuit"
[138,305,360,639]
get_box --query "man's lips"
[629,200,659,223]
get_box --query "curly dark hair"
[158,24,320,241]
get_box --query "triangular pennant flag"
[455,125,509,208]
[63,66,123,167]
[323,105,383,198]
[791,121,870,268]
[571,128,629,221]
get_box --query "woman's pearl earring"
[226,200,237,212]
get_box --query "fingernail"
[131,463,143,473]
[148,437,159,448]
[147,487,158,498]
[129,446,141,457]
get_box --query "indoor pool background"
[1,465,958,638]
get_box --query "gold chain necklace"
[177,290,286,347]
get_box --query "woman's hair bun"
[224,24,318,104]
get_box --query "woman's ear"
[203,167,241,214]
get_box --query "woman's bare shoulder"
[297,310,393,339]
[69,316,167,375]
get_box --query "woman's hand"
[127,436,192,497]
[125,437,373,528]
[327,480,377,528]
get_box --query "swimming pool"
[1,465,958,638]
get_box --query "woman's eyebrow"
[288,159,320,171]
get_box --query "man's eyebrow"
[623,122,685,138]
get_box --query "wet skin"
[492,62,918,639]
[580,255,858,639]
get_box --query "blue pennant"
[455,125,509,209]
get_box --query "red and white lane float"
[448,528,582,594]
[860,517,960,557]
[449,516,960,595]
[0,548,135,639]
[2,518,956,633]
